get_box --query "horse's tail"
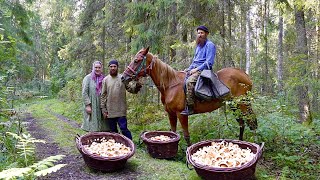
[235,68,253,91]
[238,69,257,130]
[222,68,257,130]
[243,99,258,130]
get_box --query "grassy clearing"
[22,97,320,179]
[23,98,201,179]
[23,99,85,154]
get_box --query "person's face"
[94,63,102,75]
[196,30,208,46]
[109,64,118,76]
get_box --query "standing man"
[181,25,216,116]
[82,61,110,132]
[100,59,132,140]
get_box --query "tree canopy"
[0,0,319,122]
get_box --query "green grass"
[21,97,320,179]
[22,98,201,179]
[23,99,85,154]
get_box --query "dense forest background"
[1,0,319,123]
[0,0,319,179]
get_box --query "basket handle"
[186,159,194,170]
[138,130,147,145]
[257,142,265,159]
[75,135,82,151]
[185,148,194,170]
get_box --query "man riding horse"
[121,25,257,144]
[182,25,216,115]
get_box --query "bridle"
[124,54,154,80]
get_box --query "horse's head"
[121,47,152,93]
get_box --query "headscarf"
[91,61,105,95]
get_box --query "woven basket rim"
[141,131,180,144]
[77,132,135,161]
[186,139,262,172]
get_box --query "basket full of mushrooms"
[140,131,180,159]
[186,139,264,180]
[76,132,135,172]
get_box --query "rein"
[125,55,155,80]
[125,54,179,90]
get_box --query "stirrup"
[180,106,194,116]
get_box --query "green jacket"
[100,74,127,118]
[81,74,110,132]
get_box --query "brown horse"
[121,47,257,146]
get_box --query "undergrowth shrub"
[58,77,82,102]
[127,92,166,126]
[0,132,66,179]
[252,95,320,179]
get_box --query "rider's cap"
[197,25,209,33]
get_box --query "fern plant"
[0,132,66,179]
[6,132,45,166]
[0,155,66,180]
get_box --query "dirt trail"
[24,110,138,180]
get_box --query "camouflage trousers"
[185,71,200,106]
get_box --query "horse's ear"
[145,47,150,54]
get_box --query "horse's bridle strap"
[124,55,155,80]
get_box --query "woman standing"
[81,61,110,132]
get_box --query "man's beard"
[110,70,118,76]
[196,36,206,47]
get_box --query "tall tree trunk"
[315,2,320,112]
[180,27,188,66]
[101,0,106,69]
[102,22,106,70]
[169,2,177,62]
[226,0,235,67]
[221,0,226,68]
[294,6,312,123]
[262,0,270,94]
[277,10,284,93]
[240,2,246,70]
[245,9,251,74]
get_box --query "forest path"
[24,108,138,180]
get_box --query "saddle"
[194,70,230,101]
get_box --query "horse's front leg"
[178,114,191,146]
[168,113,177,132]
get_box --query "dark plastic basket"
[186,139,264,180]
[141,131,180,159]
[75,132,135,172]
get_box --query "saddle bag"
[194,70,230,101]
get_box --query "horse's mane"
[149,53,180,90]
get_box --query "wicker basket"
[140,131,180,159]
[75,132,135,172]
[186,139,264,180]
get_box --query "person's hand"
[102,111,108,119]
[190,68,198,75]
[85,105,92,114]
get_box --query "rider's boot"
[180,105,194,116]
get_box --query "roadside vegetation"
[1,89,318,179]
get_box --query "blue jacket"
[187,39,216,71]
